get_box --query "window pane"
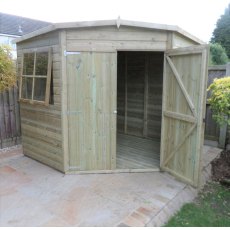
[34,78,46,101]
[21,77,33,99]
[23,53,34,75]
[35,52,48,75]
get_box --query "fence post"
[226,62,230,75]
[226,63,230,150]
[218,63,230,149]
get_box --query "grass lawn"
[165,182,230,227]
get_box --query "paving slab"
[0,145,221,227]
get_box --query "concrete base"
[0,145,221,227]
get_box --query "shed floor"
[116,134,160,169]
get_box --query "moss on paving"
[165,182,230,227]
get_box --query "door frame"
[116,50,164,171]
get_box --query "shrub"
[0,45,16,92]
[207,76,230,126]
[209,43,228,65]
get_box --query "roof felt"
[0,12,51,36]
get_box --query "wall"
[172,32,198,48]
[16,31,64,171]
[66,26,169,51]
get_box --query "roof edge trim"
[14,24,56,43]
[14,19,205,44]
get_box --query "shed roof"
[14,18,205,44]
[0,12,51,36]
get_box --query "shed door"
[66,52,117,171]
[160,45,208,187]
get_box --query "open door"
[160,45,209,187]
[66,52,117,171]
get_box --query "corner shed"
[15,19,209,187]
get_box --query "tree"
[207,76,230,126]
[209,43,229,65]
[211,4,230,59]
[0,45,16,92]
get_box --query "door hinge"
[64,50,81,56]
[64,110,82,115]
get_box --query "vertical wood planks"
[60,30,69,171]
[67,51,117,171]
[160,45,209,187]
[0,86,21,148]
[143,53,149,136]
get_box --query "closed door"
[66,52,117,171]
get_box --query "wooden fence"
[205,63,230,149]
[0,86,21,148]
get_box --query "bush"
[209,43,229,65]
[207,76,230,126]
[0,45,16,92]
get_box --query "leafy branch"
[207,77,230,126]
[0,45,16,92]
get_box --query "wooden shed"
[15,19,209,187]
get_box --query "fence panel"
[0,86,21,148]
[205,63,230,149]
[205,66,226,141]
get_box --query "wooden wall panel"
[147,53,164,139]
[126,52,145,136]
[117,52,126,133]
[66,26,168,51]
[16,31,59,49]
[17,33,64,172]
[173,32,198,48]
[66,26,168,41]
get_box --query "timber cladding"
[15,19,208,187]
[16,31,63,172]
[66,52,117,171]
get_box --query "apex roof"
[14,18,205,44]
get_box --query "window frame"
[19,47,52,106]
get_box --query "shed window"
[20,48,52,105]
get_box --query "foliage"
[209,43,229,65]
[0,45,16,92]
[165,182,230,227]
[207,76,230,126]
[211,4,230,59]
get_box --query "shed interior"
[116,51,164,169]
